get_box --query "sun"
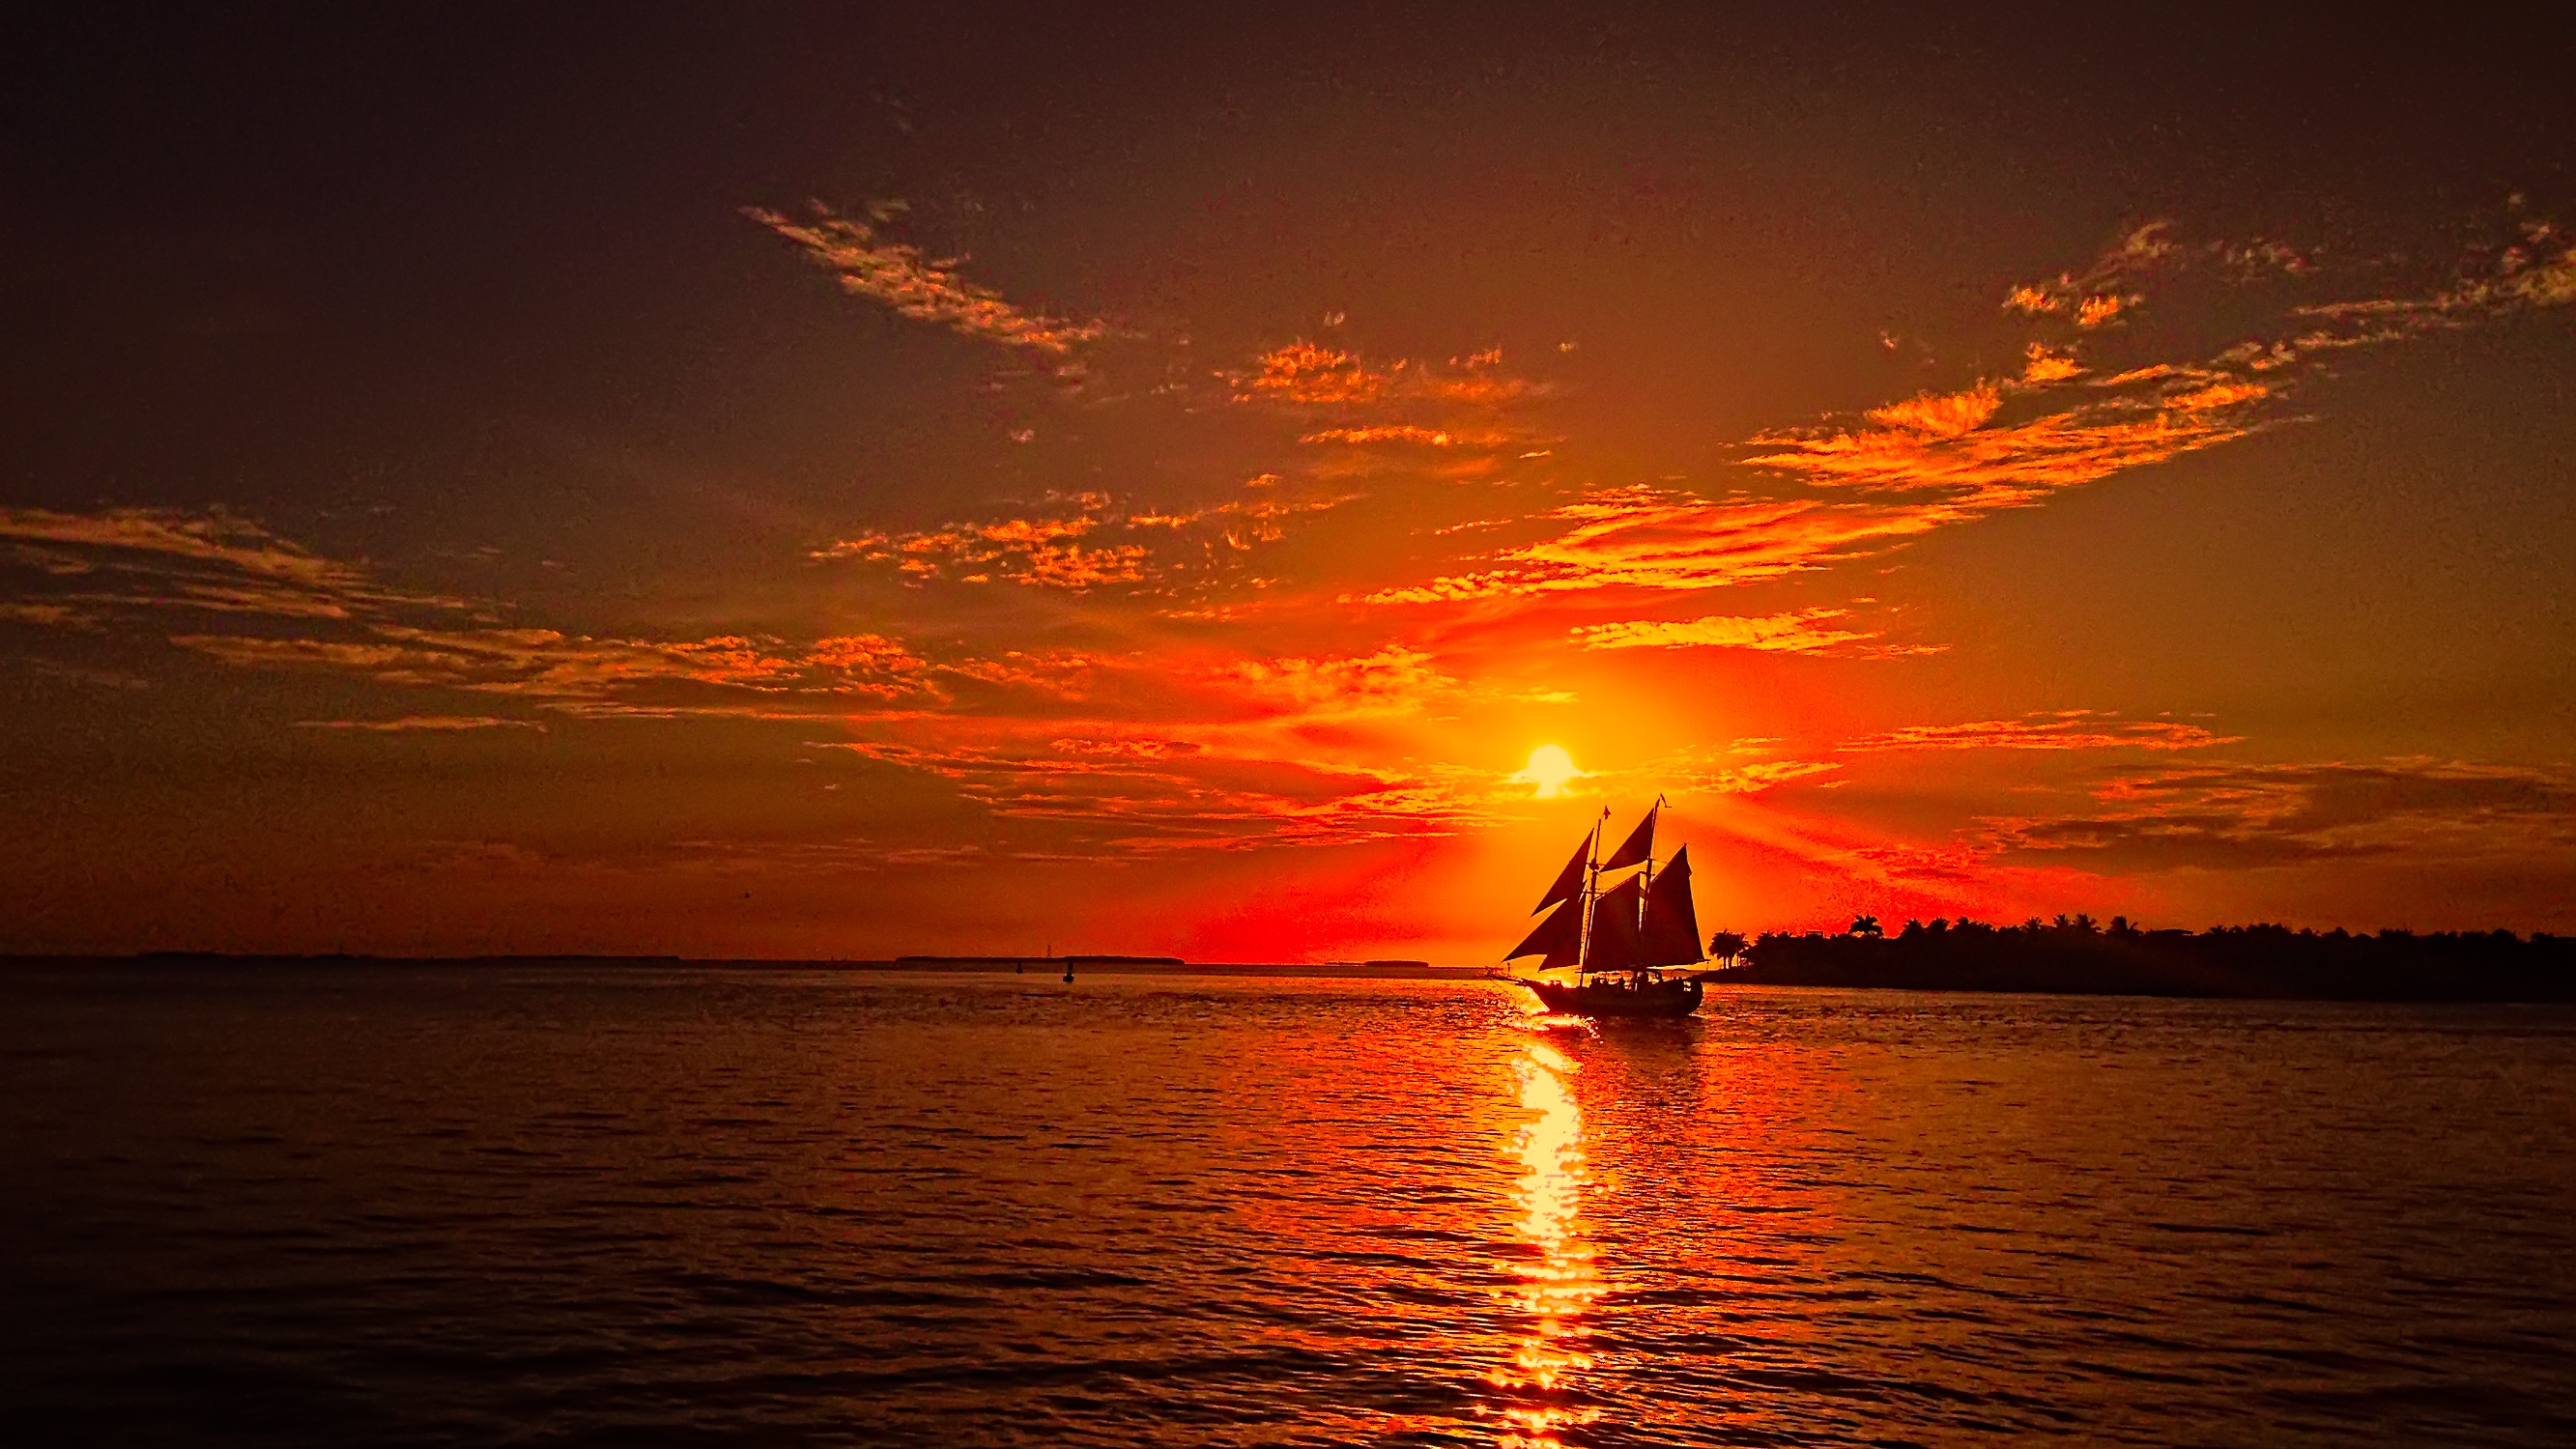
[1520,744,1581,799]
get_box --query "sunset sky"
[6,8,2571,959]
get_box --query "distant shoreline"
[1709,923,2576,1003]
[0,953,1491,981]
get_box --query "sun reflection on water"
[1489,1012,1605,1446]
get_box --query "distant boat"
[1503,799,1709,1018]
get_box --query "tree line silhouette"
[1703,914,2576,1001]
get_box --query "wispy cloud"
[814,478,1359,589]
[1839,711,2236,753]
[810,493,1146,589]
[179,626,934,703]
[1124,483,1361,546]
[0,506,467,621]
[1222,342,1554,487]
[1360,487,1961,602]
[1571,607,1937,656]
[2296,216,2576,329]
[1299,424,1491,447]
[1980,757,2576,869]
[1560,740,1845,801]
[294,715,548,733]
[3,507,358,586]
[725,637,1531,858]
[1740,355,2271,505]
[747,202,1112,355]
[1365,279,2291,606]
[1216,645,1455,718]
[1760,214,2564,513]
[812,720,1504,857]
[1224,343,1546,409]
[1359,213,2572,613]
[2000,220,2183,324]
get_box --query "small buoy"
[1062,963,1074,983]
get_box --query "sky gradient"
[6,7,2572,959]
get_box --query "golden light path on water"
[1490,1013,1606,1447]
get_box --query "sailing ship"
[1503,799,1710,1018]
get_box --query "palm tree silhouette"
[1849,914,1882,939]
[1707,929,1748,963]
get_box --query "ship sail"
[1505,897,1585,967]
[1600,802,1657,871]
[1638,843,1705,966]
[1531,835,1590,915]
[1585,874,1646,971]
[1503,799,1710,1017]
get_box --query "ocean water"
[3,964,2572,1446]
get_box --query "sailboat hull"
[1522,975,1704,1019]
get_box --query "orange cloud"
[746,203,1111,355]
[2003,285,2060,316]
[1865,383,2003,437]
[1356,218,2482,611]
[1225,342,1547,408]
[818,480,1358,589]
[1743,365,2271,505]
[1019,542,1150,588]
[2075,295,2127,327]
[1125,486,1360,541]
[1445,213,2559,616]
[813,498,1146,590]
[2000,221,2177,319]
[1360,487,1963,602]
[1216,645,1454,717]
[1839,711,2236,753]
[940,649,1103,700]
[1571,607,1934,656]
[1231,341,1392,405]
[2019,344,2085,384]
[1299,424,1482,447]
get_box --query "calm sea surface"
[4,964,2571,1446]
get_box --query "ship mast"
[1637,793,1667,976]
[1573,808,1607,980]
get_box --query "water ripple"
[2,965,2572,1445]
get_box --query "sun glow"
[1520,744,1581,799]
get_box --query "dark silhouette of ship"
[1503,799,1712,1017]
